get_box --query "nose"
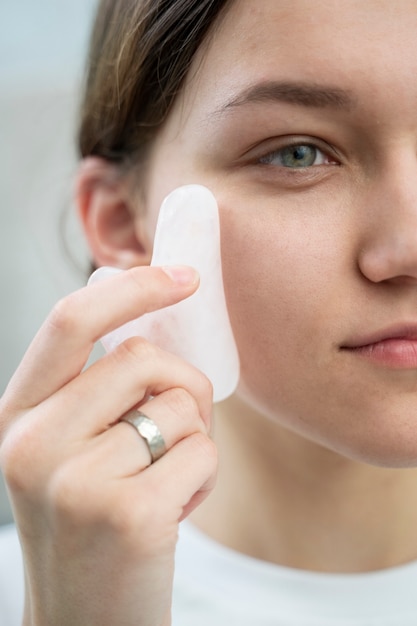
[357,158,417,285]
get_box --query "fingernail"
[162,265,199,285]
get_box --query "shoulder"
[0,524,24,626]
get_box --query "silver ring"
[120,410,166,463]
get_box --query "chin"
[234,374,417,469]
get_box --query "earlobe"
[75,157,153,270]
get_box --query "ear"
[75,157,153,269]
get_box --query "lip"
[341,324,417,368]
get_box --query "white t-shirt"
[1,522,417,625]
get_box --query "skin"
[146,0,417,466]
[1,267,215,626]
[2,0,417,623]
[143,0,417,569]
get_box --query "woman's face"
[140,0,417,466]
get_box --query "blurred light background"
[0,0,98,523]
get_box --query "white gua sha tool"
[88,184,240,402]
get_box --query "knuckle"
[107,492,171,553]
[166,387,199,422]
[105,500,135,535]
[47,294,82,337]
[194,370,213,403]
[113,496,153,533]
[131,502,175,551]
[201,374,214,401]
[48,462,93,520]
[192,372,213,428]
[189,432,218,466]
[0,420,43,492]
[125,266,148,294]
[116,335,158,364]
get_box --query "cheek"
[218,201,417,467]
[218,198,345,420]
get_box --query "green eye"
[260,144,322,168]
[280,145,317,167]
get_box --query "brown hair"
[78,0,231,166]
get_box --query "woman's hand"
[0,266,217,626]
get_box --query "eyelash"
[255,139,339,170]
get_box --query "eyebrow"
[213,80,356,116]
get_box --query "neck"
[190,394,417,573]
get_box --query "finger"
[41,433,217,566]
[29,336,213,440]
[78,388,208,477]
[3,266,199,412]
[130,433,218,529]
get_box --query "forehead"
[180,0,417,117]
